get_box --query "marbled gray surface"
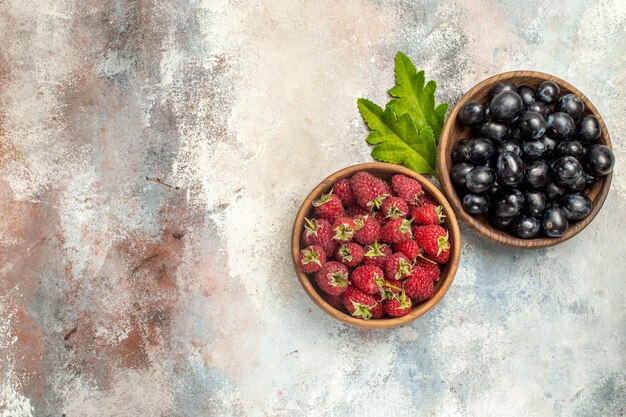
[0,0,624,416]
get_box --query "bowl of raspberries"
[438,71,614,248]
[291,162,460,328]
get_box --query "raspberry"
[351,265,385,295]
[381,196,408,219]
[313,192,344,222]
[384,292,413,317]
[362,241,392,269]
[342,286,378,320]
[302,218,336,257]
[413,225,449,256]
[315,261,349,296]
[335,242,364,268]
[414,258,440,281]
[393,239,420,261]
[381,218,412,244]
[404,270,434,302]
[353,215,382,245]
[331,217,356,243]
[333,178,356,206]
[410,204,445,225]
[350,171,387,209]
[391,174,423,205]
[384,252,412,280]
[298,245,326,273]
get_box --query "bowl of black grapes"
[438,71,615,248]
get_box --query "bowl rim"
[291,162,461,328]
[437,70,613,249]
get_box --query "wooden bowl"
[438,71,613,248]
[291,162,461,328]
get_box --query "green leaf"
[357,98,436,174]
[387,51,448,141]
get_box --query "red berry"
[353,215,382,245]
[414,193,437,207]
[350,171,387,209]
[391,174,423,205]
[342,286,378,320]
[381,196,409,219]
[345,206,369,218]
[370,210,387,227]
[371,298,384,318]
[313,192,344,222]
[322,292,345,311]
[379,278,403,301]
[362,241,392,269]
[381,218,412,244]
[384,292,413,317]
[404,270,434,301]
[384,252,412,280]
[430,248,450,264]
[333,178,356,206]
[302,218,336,257]
[331,217,356,243]
[413,225,449,256]
[315,261,349,296]
[393,239,420,261]
[351,265,385,295]
[298,245,327,273]
[414,258,441,281]
[380,180,393,196]
[410,204,445,225]
[335,242,364,268]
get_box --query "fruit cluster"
[297,172,451,320]
[452,80,615,238]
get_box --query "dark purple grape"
[464,137,495,164]
[576,115,601,143]
[567,173,587,192]
[519,111,547,139]
[462,193,490,214]
[490,81,517,99]
[498,141,522,157]
[525,101,551,119]
[451,162,475,190]
[585,173,599,189]
[553,156,584,186]
[537,81,560,104]
[496,151,525,186]
[490,91,523,123]
[517,85,536,106]
[540,134,559,157]
[489,179,503,195]
[545,182,566,201]
[547,112,576,139]
[542,205,568,237]
[458,101,486,127]
[452,139,470,164]
[521,138,548,161]
[509,125,522,141]
[560,194,592,221]
[479,121,510,142]
[492,215,515,230]
[556,140,585,158]
[556,94,584,120]
[466,166,496,193]
[525,160,551,188]
[513,216,541,238]
[584,144,614,176]
[494,189,525,218]
[523,190,547,217]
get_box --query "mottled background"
[0,0,624,416]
